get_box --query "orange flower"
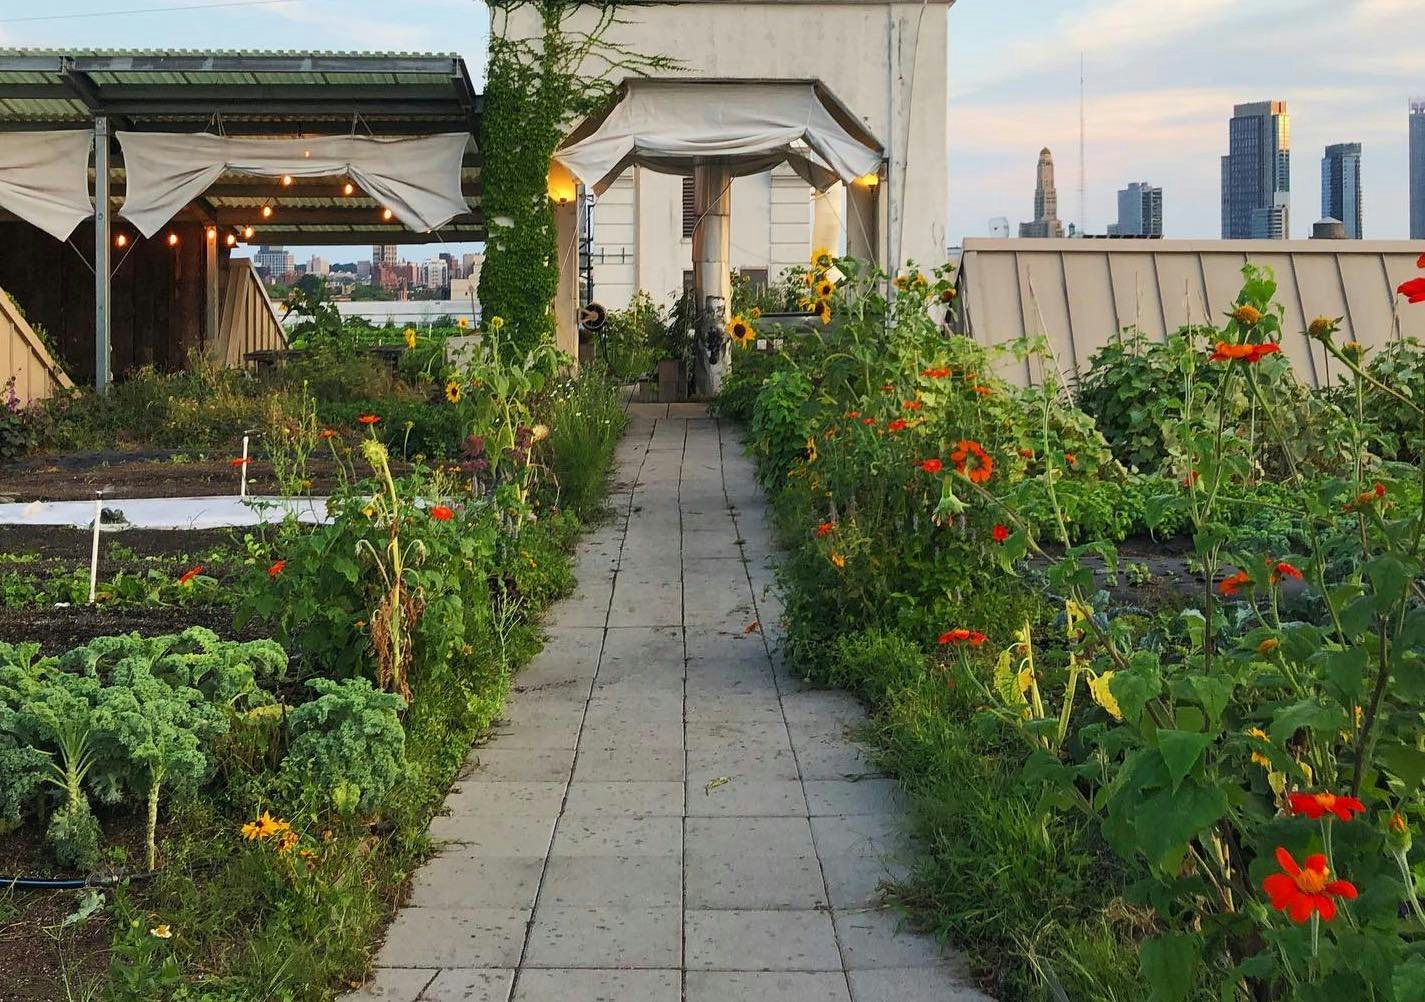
[1269,561,1303,584]
[430,505,455,522]
[830,552,846,569]
[903,400,924,411]
[862,417,876,427]
[1209,341,1281,363]
[971,385,991,397]
[940,288,957,303]
[1344,483,1388,511]
[229,457,250,468]
[1262,846,1357,924]
[357,414,380,426]
[1400,277,1425,305]
[267,560,285,578]
[887,418,909,433]
[992,524,1010,543]
[1183,470,1200,486]
[1417,253,1425,269]
[1218,570,1251,597]
[845,410,861,419]
[938,628,987,647]
[920,367,951,379]
[950,439,993,484]
[319,429,338,440]
[1018,448,1035,460]
[881,382,896,393]
[917,458,943,474]
[1287,790,1366,822]
[177,565,203,586]
[1063,452,1077,466]
[816,522,835,537]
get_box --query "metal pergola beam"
[210,208,483,226]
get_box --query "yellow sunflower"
[811,300,832,326]
[403,327,417,350]
[445,380,462,404]
[815,279,836,300]
[893,273,913,292]
[811,246,835,271]
[726,314,755,346]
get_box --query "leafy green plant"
[280,678,407,816]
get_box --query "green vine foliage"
[480,2,675,352]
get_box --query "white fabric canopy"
[116,132,471,237]
[0,130,95,241]
[555,80,883,195]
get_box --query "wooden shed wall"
[0,283,73,406]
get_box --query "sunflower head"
[726,315,755,345]
[445,381,462,404]
[816,280,836,300]
[811,300,832,325]
[811,246,834,271]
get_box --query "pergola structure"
[0,49,485,391]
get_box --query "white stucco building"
[502,0,953,309]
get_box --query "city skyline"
[1,1,1422,244]
[1322,142,1364,239]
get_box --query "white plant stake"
[88,491,102,605]
[240,435,250,498]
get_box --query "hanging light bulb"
[114,233,128,248]
[167,233,179,247]
[280,174,293,187]
[381,207,394,222]
[343,181,355,196]
[242,225,255,239]
[225,233,238,247]
[261,205,274,219]
[206,227,218,242]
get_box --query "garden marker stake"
[240,435,250,498]
[88,491,102,604]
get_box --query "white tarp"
[116,132,471,237]
[0,130,95,241]
[0,495,328,530]
[555,80,883,195]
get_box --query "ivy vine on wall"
[479,1,675,353]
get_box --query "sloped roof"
[954,237,1425,388]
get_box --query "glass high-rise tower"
[1321,143,1363,239]
[1411,99,1425,240]
[1221,101,1291,239]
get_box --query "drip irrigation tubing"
[1,869,162,890]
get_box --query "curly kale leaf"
[281,678,407,814]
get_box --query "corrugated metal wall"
[955,239,1425,388]
[1,283,73,406]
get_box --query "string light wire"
[0,0,310,24]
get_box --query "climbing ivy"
[480,1,674,353]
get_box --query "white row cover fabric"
[0,130,95,241]
[116,132,470,237]
[555,80,883,195]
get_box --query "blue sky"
[2,0,1419,252]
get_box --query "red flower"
[319,429,338,440]
[992,524,1010,543]
[177,565,203,586]
[903,400,924,411]
[918,458,944,474]
[1210,341,1282,363]
[816,522,835,537]
[920,367,951,379]
[971,385,991,397]
[1263,847,1357,924]
[845,410,861,419]
[950,439,994,484]
[229,457,250,468]
[938,628,987,647]
[430,505,455,522]
[1018,448,1035,460]
[1219,570,1251,597]
[1417,253,1425,269]
[881,382,896,393]
[1183,470,1200,486]
[267,560,286,578]
[1063,452,1077,466]
[358,414,381,426]
[862,417,876,426]
[1399,277,1425,305]
[1287,790,1366,822]
[887,418,909,433]
[1270,561,1303,585]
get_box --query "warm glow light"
[114,233,128,248]
[225,233,237,247]
[166,233,179,247]
[261,205,274,219]
[242,225,255,239]
[206,227,217,242]
[857,171,881,188]
[343,181,355,196]
[381,207,394,221]
[280,175,293,187]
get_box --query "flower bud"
[1386,811,1413,854]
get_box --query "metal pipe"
[93,115,111,394]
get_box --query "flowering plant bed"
[724,251,1425,1000]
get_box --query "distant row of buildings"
[1017,98,1425,241]
[250,244,484,298]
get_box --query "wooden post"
[553,182,580,368]
[692,163,732,398]
[847,173,883,268]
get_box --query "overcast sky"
[2,0,1420,256]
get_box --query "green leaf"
[1137,781,1228,874]
[1184,675,1234,727]
[1268,698,1346,743]
[1140,932,1201,1002]
[1157,730,1214,792]
[1109,652,1162,725]
[1323,647,1367,701]
[1379,743,1425,793]
[1366,554,1414,607]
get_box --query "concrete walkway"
[349,406,990,1002]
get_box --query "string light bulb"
[242,225,255,239]
[114,233,128,248]
[261,205,274,219]
[225,233,238,247]
[166,233,179,247]
[280,175,293,187]
[381,207,394,222]
[343,181,355,196]
[206,227,217,242]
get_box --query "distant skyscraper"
[1018,147,1064,238]
[372,244,400,266]
[1411,99,1425,240]
[1320,143,1363,239]
[1109,182,1163,237]
[1221,100,1291,239]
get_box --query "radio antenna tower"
[1078,52,1087,234]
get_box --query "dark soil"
[0,526,243,563]
[1035,532,1200,612]
[0,605,264,653]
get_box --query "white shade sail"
[555,79,883,195]
[0,130,95,241]
[116,132,471,237]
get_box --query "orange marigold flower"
[950,439,994,484]
[940,288,957,303]
[816,522,835,537]
[358,414,380,426]
[938,628,987,647]
[918,458,943,474]
[1269,561,1303,584]
[887,418,909,433]
[267,560,285,578]
[1417,253,1425,269]
[1210,341,1281,363]
[1218,570,1251,597]
[903,400,924,411]
[177,565,203,586]
[1287,790,1366,823]
[430,505,455,522]
[992,524,1010,543]
[1263,847,1357,924]
[1258,637,1280,654]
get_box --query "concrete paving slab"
[465,749,575,783]
[536,854,683,909]
[427,813,557,853]
[574,744,685,782]
[685,816,816,860]
[685,972,851,1002]
[549,815,683,857]
[804,779,906,817]
[420,969,515,1002]
[684,852,827,910]
[833,909,950,969]
[809,815,910,860]
[376,907,529,968]
[344,968,435,1001]
[524,906,682,968]
[440,782,567,818]
[511,969,680,1002]
[846,969,996,1002]
[562,781,685,816]
[686,779,808,817]
[684,909,841,972]
[408,855,544,909]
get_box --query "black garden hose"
[1,869,162,890]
